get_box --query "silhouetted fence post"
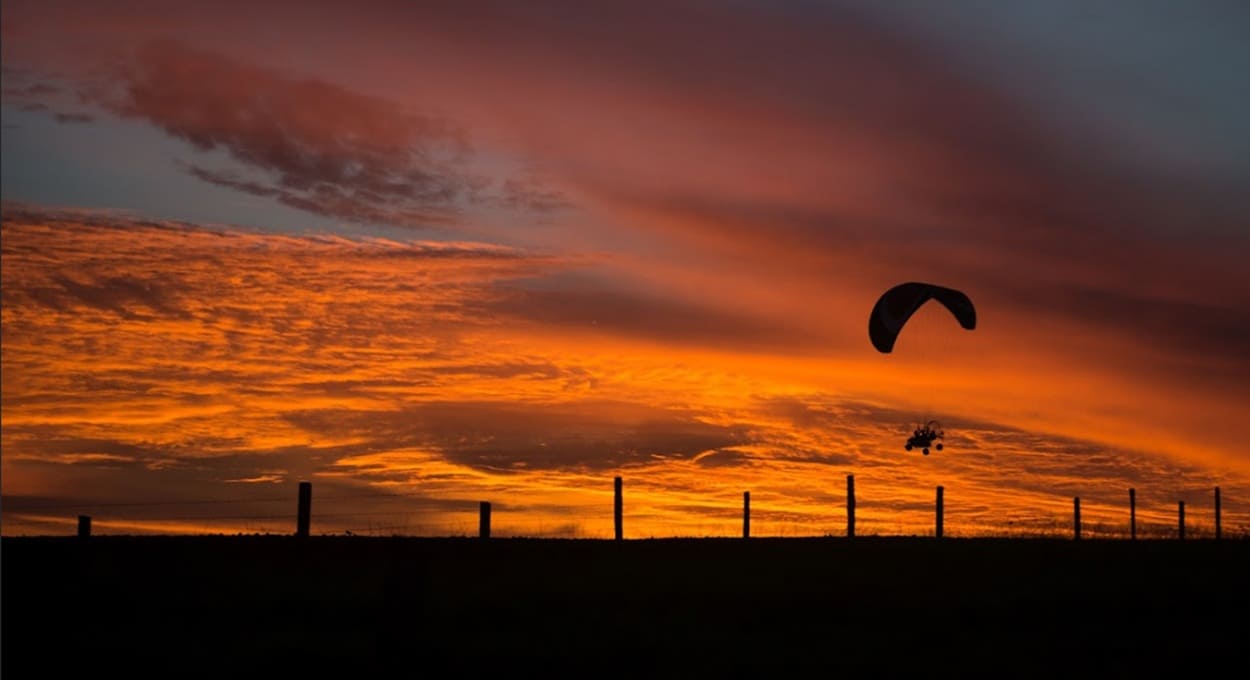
[743,491,750,539]
[935,486,944,539]
[1073,497,1081,541]
[479,501,491,539]
[1129,488,1137,541]
[1214,487,1221,540]
[78,515,91,539]
[296,481,312,538]
[614,476,623,541]
[1178,501,1185,541]
[846,474,855,538]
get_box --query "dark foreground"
[3,536,1248,677]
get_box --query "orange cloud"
[2,208,1245,538]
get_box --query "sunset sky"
[3,0,1248,538]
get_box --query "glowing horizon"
[2,209,1244,538]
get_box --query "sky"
[3,0,1249,538]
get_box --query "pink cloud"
[108,41,477,228]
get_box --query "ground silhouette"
[4,536,1247,677]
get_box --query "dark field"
[3,536,1248,677]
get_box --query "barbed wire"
[3,483,1242,538]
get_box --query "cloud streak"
[108,41,477,228]
[3,208,1247,537]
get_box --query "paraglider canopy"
[868,282,976,353]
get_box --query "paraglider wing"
[868,282,976,353]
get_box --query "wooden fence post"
[846,474,855,538]
[1073,497,1081,541]
[1129,488,1136,541]
[296,481,312,538]
[935,486,944,539]
[1178,501,1185,541]
[479,501,491,539]
[77,515,91,539]
[742,491,750,539]
[1214,487,1221,540]
[614,476,623,541]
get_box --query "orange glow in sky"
[2,1,1248,538]
[2,213,1244,538]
